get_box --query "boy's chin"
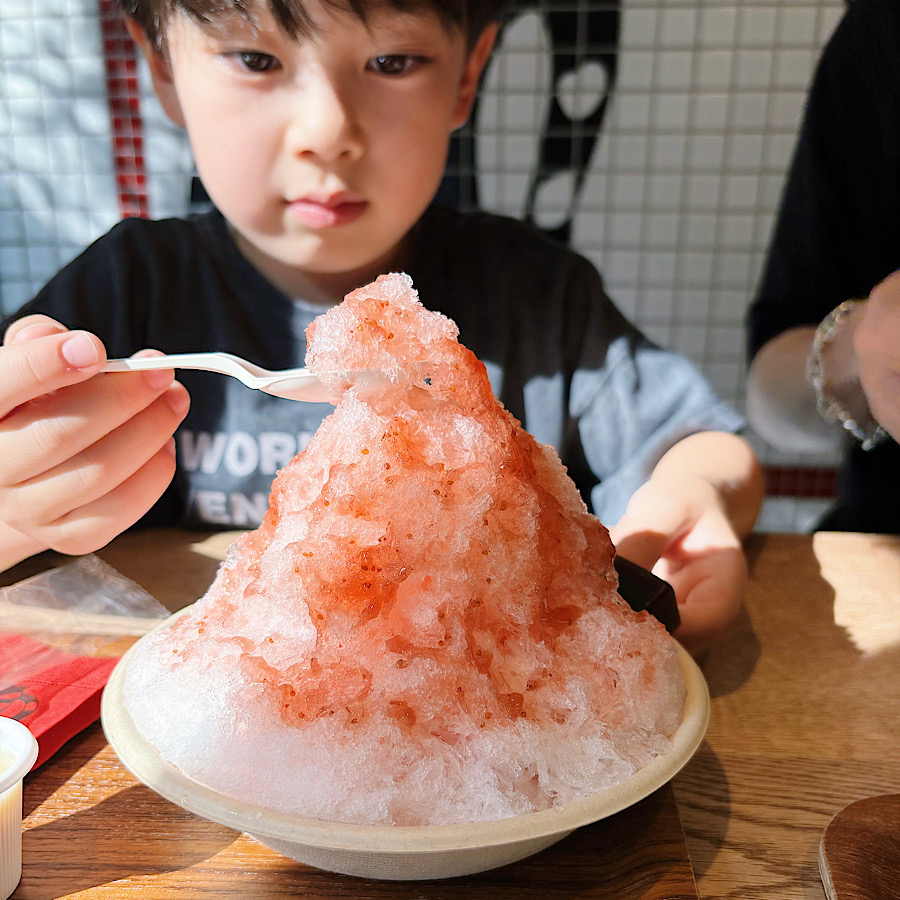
[266,256,407,304]
[232,224,414,301]
[298,239,413,284]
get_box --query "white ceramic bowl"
[0,716,39,899]
[102,633,708,881]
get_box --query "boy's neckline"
[224,220,416,308]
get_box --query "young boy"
[0,0,762,652]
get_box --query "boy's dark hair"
[121,0,507,50]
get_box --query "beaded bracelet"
[806,299,887,451]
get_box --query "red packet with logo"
[0,633,119,769]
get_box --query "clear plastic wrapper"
[0,555,169,653]
[0,554,170,767]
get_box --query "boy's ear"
[125,18,187,128]
[451,23,498,130]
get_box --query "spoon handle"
[102,354,335,403]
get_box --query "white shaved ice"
[123,274,685,826]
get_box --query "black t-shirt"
[5,206,740,530]
[747,0,900,534]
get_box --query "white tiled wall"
[0,0,849,531]
[479,1,843,410]
[0,0,121,312]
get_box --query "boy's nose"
[287,76,364,163]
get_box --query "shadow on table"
[699,604,761,700]
[22,726,104,818]
[235,786,699,900]
[19,785,698,899]
[21,783,238,897]
[695,531,835,700]
[671,742,730,882]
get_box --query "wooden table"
[673,531,900,900]
[3,530,899,898]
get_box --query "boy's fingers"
[0,386,188,547]
[3,314,68,345]
[13,387,189,522]
[668,548,746,653]
[610,528,670,573]
[0,330,106,418]
[24,440,179,558]
[610,484,694,569]
[0,374,188,488]
[0,319,183,557]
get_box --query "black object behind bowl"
[614,556,680,634]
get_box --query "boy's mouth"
[287,194,368,229]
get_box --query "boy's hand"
[0,315,190,568]
[610,473,748,655]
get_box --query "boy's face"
[136,2,495,299]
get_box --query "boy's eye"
[368,55,420,76]
[230,51,281,73]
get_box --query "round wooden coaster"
[819,794,900,900]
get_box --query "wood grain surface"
[671,532,900,900]
[5,529,699,899]
[5,530,899,898]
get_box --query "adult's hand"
[855,271,900,443]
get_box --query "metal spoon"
[102,352,340,403]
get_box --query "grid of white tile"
[479,0,844,410]
[0,0,121,311]
[0,0,850,530]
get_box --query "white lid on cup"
[0,716,38,900]
[0,717,39,792]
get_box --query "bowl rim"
[102,614,708,855]
[0,716,39,794]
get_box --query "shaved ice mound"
[123,273,686,826]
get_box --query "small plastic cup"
[0,718,38,900]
